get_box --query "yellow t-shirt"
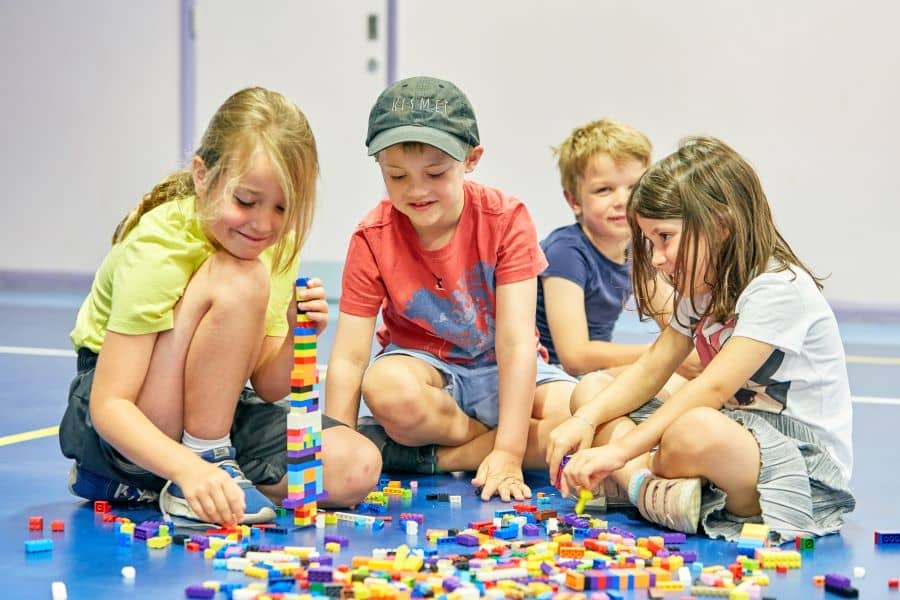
[70,195,299,352]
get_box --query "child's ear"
[464,145,485,173]
[191,155,208,196]
[563,190,582,217]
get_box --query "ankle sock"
[627,468,652,505]
[182,431,231,454]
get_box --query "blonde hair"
[553,119,652,197]
[113,87,319,273]
[628,136,822,325]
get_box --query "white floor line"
[852,396,900,407]
[0,345,894,404]
[0,345,329,374]
[0,346,74,357]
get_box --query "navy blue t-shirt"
[536,224,632,364]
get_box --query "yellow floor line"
[0,425,59,447]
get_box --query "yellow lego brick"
[244,566,269,579]
[690,585,731,596]
[739,523,769,540]
[147,535,171,549]
[655,580,686,591]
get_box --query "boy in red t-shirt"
[326,76,577,501]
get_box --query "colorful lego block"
[795,535,815,551]
[874,530,900,545]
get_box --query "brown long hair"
[628,136,822,325]
[113,87,318,273]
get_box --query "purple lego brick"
[184,584,215,598]
[455,533,480,546]
[608,526,635,538]
[672,550,697,563]
[323,534,349,548]
[824,573,852,589]
[662,532,687,544]
[442,577,461,592]
[522,523,541,536]
[308,567,333,582]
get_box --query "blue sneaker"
[158,446,275,525]
[67,464,159,503]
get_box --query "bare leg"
[437,379,574,471]
[362,355,488,446]
[652,407,761,516]
[136,251,269,440]
[258,426,382,507]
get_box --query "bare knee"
[569,371,615,413]
[322,429,382,507]
[361,361,427,433]
[654,407,725,477]
[204,251,270,308]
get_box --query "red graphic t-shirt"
[340,180,548,365]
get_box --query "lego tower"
[282,277,327,525]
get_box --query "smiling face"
[378,143,483,247]
[195,146,286,260]
[566,154,645,262]
[635,215,712,297]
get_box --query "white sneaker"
[637,475,702,534]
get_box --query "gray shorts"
[370,344,576,428]
[59,348,343,492]
[630,398,856,543]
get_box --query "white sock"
[182,431,231,454]
[627,468,653,506]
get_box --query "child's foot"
[158,447,275,525]
[568,479,630,511]
[636,474,702,534]
[67,464,159,503]
[357,416,437,475]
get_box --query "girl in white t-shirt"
[546,136,854,541]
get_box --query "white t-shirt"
[669,265,853,482]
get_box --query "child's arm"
[90,331,246,525]
[324,311,378,427]
[472,278,539,502]
[250,278,329,402]
[560,335,775,495]
[542,276,649,375]
[546,325,692,482]
[644,273,703,380]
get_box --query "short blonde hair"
[553,119,652,196]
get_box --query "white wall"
[193,0,387,264]
[397,0,900,309]
[3,1,899,309]
[1,1,180,274]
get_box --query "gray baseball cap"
[366,76,480,161]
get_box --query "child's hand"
[546,415,596,489]
[297,277,329,335]
[175,459,246,525]
[558,445,627,498]
[471,449,531,502]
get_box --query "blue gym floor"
[2,279,899,598]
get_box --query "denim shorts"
[371,344,576,428]
[59,348,343,491]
